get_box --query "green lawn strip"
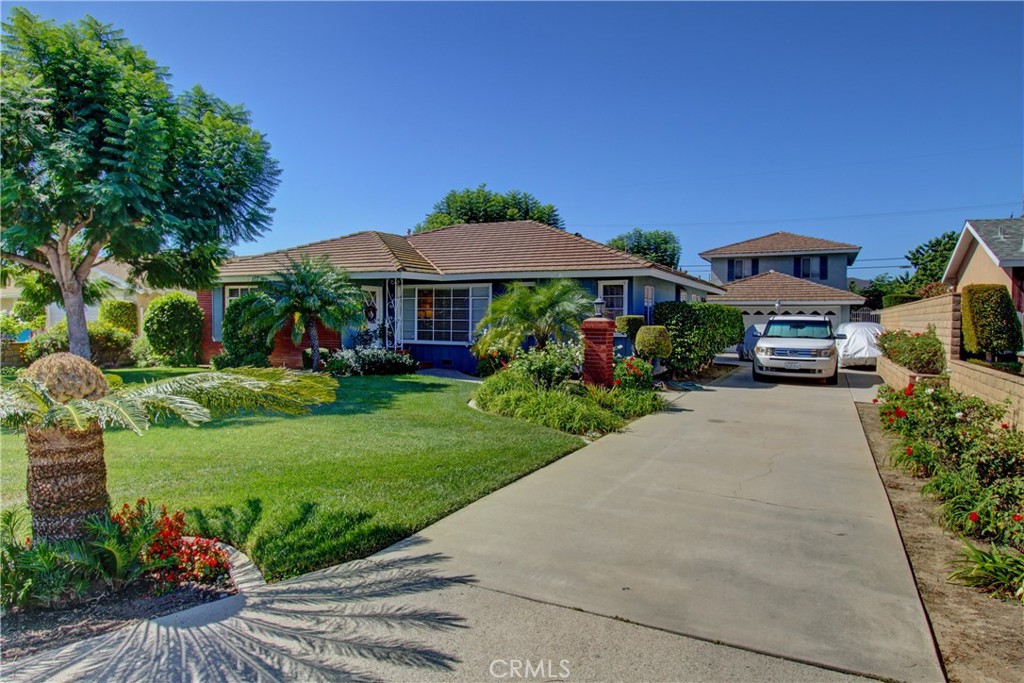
[1,374,582,580]
[105,366,208,384]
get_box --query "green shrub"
[613,356,654,390]
[876,327,946,375]
[961,284,1023,356]
[615,315,645,348]
[21,321,133,366]
[98,299,138,333]
[129,333,162,368]
[324,347,418,376]
[652,301,744,376]
[218,292,276,368]
[302,347,332,370]
[580,384,669,419]
[507,341,582,389]
[634,325,672,361]
[103,373,124,389]
[916,282,948,299]
[882,293,921,308]
[143,293,204,366]
[949,542,1024,603]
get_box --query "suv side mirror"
[834,333,847,340]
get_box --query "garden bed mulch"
[0,581,233,663]
[856,403,1024,683]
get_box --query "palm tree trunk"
[306,319,322,370]
[25,424,109,543]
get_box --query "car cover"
[835,322,885,367]
[736,324,766,360]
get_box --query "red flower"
[894,407,907,419]
[968,511,980,523]
[904,386,914,397]
[1001,423,1010,429]
[1012,514,1023,523]
[888,417,895,424]
[872,398,878,404]
[613,379,621,386]
[905,447,913,456]
[913,332,920,337]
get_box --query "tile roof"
[966,218,1024,265]
[709,270,865,303]
[698,231,861,259]
[219,220,719,289]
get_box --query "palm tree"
[472,279,593,356]
[249,257,365,370]
[0,353,337,543]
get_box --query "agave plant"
[0,353,337,544]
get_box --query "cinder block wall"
[879,293,961,360]
[949,360,1024,427]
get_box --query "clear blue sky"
[12,1,1024,279]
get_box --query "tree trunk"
[26,424,109,543]
[61,282,92,361]
[306,319,322,370]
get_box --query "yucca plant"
[949,541,1024,602]
[0,353,337,544]
[473,279,593,356]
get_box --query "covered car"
[736,324,766,361]
[835,322,885,367]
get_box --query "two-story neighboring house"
[698,231,865,327]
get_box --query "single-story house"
[942,218,1024,317]
[198,220,725,372]
[708,270,866,328]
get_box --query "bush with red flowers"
[876,326,946,375]
[613,356,654,390]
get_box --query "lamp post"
[593,296,606,319]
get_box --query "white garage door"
[740,308,838,329]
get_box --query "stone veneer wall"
[879,293,961,360]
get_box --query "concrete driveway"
[6,366,940,683]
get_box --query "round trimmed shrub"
[98,299,139,333]
[615,315,645,346]
[961,284,1023,356]
[20,321,133,367]
[143,292,204,366]
[214,292,275,369]
[634,325,672,361]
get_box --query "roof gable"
[709,270,865,303]
[943,218,1024,282]
[699,231,861,261]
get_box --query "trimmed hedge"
[634,325,672,361]
[652,301,744,376]
[98,299,138,333]
[143,292,204,366]
[212,292,276,369]
[882,293,921,308]
[961,284,1023,356]
[21,321,133,367]
[615,315,645,346]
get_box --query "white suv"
[752,315,844,385]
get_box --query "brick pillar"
[581,317,615,387]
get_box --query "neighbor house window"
[800,257,812,279]
[225,286,257,308]
[598,280,627,320]
[401,285,490,343]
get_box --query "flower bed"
[876,381,1024,602]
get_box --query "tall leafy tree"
[473,279,592,355]
[906,231,958,286]
[607,228,681,269]
[1,10,280,359]
[414,184,564,233]
[248,258,365,371]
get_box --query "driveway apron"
[380,368,944,682]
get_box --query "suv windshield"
[762,320,833,339]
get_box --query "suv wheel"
[752,365,768,383]
[825,370,839,386]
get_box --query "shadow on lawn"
[5,540,473,683]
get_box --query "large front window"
[401,285,490,343]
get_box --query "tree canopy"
[0,9,280,357]
[607,228,681,269]
[414,184,564,233]
[906,230,958,286]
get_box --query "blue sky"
[12,2,1023,280]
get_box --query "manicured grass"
[1,374,582,580]
[105,366,208,384]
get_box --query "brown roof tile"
[709,270,865,303]
[699,231,861,258]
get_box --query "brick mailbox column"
[581,317,616,387]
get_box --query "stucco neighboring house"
[197,220,725,372]
[708,270,865,328]
[0,260,180,337]
[942,218,1024,316]
[699,231,864,326]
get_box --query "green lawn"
[1,372,582,580]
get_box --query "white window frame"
[598,279,629,321]
[401,283,492,346]
[225,285,258,309]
